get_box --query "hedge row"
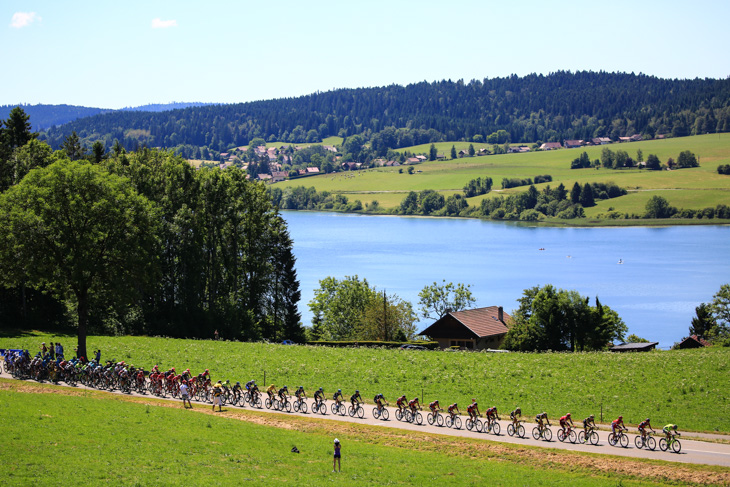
[306,340,440,350]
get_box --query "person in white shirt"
[180,381,192,408]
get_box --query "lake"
[282,211,730,349]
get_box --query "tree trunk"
[76,289,89,361]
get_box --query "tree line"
[37,71,730,160]
[0,108,304,358]
[571,148,699,171]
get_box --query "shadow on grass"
[0,328,76,339]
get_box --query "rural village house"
[539,142,562,150]
[419,306,511,350]
[677,335,710,349]
[563,139,584,149]
[609,341,658,352]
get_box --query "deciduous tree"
[418,280,476,320]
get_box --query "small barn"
[609,342,658,352]
[419,306,511,350]
[677,335,710,349]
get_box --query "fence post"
[263,370,266,388]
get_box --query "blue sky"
[2,0,729,109]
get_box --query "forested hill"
[0,102,215,131]
[40,71,730,158]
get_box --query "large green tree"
[503,285,626,351]
[308,275,379,340]
[0,160,159,359]
[360,291,417,341]
[418,280,476,320]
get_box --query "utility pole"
[383,290,387,341]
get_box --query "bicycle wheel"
[454,416,462,429]
[416,412,423,425]
[568,430,576,443]
[619,433,629,448]
[466,419,474,431]
[672,439,681,453]
[338,404,346,416]
[331,403,337,414]
[507,424,515,436]
[532,427,541,440]
[646,436,656,451]
[517,425,524,438]
[437,414,444,427]
[348,405,355,417]
[474,419,482,433]
[382,408,389,420]
[293,401,300,412]
[254,396,262,409]
[285,401,292,413]
[589,431,599,445]
[357,406,364,419]
[492,422,500,435]
[395,409,403,421]
[445,416,453,428]
[427,413,435,425]
[265,398,272,409]
[659,438,668,451]
[543,427,552,441]
[557,429,565,442]
[301,402,308,414]
[372,408,379,419]
[608,433,617,446]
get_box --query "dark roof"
[678,335,710,348]
[610,342,658,352]
[420,306,510,339]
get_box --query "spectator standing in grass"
[94,349,101,363]
[49,342,55,360]
[180,381,192,408]
[214,329,219,341]
[212,381,223,412]
[41,342,48,356]
[333,438,341,472]
[56,343,64,360]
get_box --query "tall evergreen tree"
[570,182,581,204]
[580,183,595,207]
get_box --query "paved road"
[3,370,730,467]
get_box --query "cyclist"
[536,412,550,434]
[295,385,307,406]
[245,379,256,392]
[638,418,654,442]
[266,384,277,401]
[486,406,500,430]
[448,403,460,420]
[374,393,387,413]
[582,414,596,442]
[314,387,325,408]
[232,381,243,402]
[662,423,680,443]
[467,399,480,423]
[611,415,626,436]
[429,400,441,417]
[350,390,362,410]
[559,413,573,435]
[333,389,343,408]
[510,407,522,427]
[278,385,289,405]
[396,394,408,413]
[408,396,420,417]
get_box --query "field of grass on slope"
[2,381,727,486]
[275,134,730,215]
[3,333,729,434]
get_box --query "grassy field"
[4,332,729,434]
[2,380,727,486]
[275,134,730,216]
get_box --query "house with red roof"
[677,335,711,349]
[419,306,511,350]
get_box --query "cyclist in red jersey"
[429,400,441,415]
[448,403,460,419]
[486,406,500,430]
[467,398,480,422]
[638,418,654,441]
[396,394,408,412]
[611,416,625,435]
[559,413,573,435]
[408,397,420,416]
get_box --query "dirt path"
[2,370,729,469]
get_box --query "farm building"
[677,335,710,349]
[419,306,511,350]
[609,342,658,352]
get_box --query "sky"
[2,0,730,109]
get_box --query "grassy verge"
[3,333,729,434]
[2,380,728,485]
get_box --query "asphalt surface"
[2,370,730,467]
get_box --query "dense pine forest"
[38,71,730,159]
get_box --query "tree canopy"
[418,280,476,320]
[502,285,627,351]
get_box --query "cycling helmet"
[236,381,240,385]
[566,413,571,418]
[589,414,595,419]
[205,369,209,372]
[645,418,650,422]
[515,407,521,413]
[672,424,678,429]
[338,389,341,392]
[171,367,175,372]
[319,387,323,391]
[472,398,476,402]
[284,385,288,389]
[356,390,359,393]
[618,415,623,420]
[299,385,302,389]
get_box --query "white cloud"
[11,12,41,28]
[151,18,177,29]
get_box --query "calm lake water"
[282,211,730,349]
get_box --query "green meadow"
[4,382,718,486]
[276,134,730,218]
[4,333,729,434]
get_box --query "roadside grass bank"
[1,380,728,486]
[3,333,729,434]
